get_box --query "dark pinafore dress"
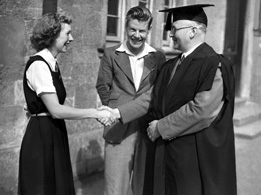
[19,55,75,195]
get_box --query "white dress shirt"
[116,41,156,91]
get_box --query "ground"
[74,135,261,195]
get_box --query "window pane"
[163,13,168,41]
[164,12,168,21]
[259,1,261,28]
[107,17,118,36]
[163,25,168,40]
[139,2,147,7]
[108,0,119,15]
[162,0,171,42]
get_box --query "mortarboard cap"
[159,4,214,30]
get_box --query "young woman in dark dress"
[19,12,114,195]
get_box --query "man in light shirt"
[145,4,237,195]
[96,6,166,195]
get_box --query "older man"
[145,4,237,195]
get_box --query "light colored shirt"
[116,41,156,91]
[26,49,57,96]
[182,43,202,58]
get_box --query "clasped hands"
[96,106,121,126]
[96,106,161,142]
[146,120,160,142]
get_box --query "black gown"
[143,43,237,195]
[19,55,75,195]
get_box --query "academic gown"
[143,43,237,195]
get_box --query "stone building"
[0,0,261,194]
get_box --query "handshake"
[96,106,121,126]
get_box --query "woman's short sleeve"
[26,61,56,96]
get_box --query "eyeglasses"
[171,26,195,34]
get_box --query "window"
[106,0,153,46]
[161,0,181,57]
[42,0,57,15]
[106,0,124,43]
[107,0,119,37]
[254,0,261,36]
[139,0,149,8]
[138,0,152,43]
[162,0,173,46]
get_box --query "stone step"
[233,101,261,126]
[234,119,261,139]
[234,97,248,107]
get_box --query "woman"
[19,12,113,195]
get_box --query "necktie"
[162,54,184,115]
[168,54,184,84]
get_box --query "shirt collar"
[182,43,203,58]
[116,41,156,58]
[35,48,57,69]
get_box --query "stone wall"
[0,0,107,194]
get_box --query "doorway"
[223,0,248,95]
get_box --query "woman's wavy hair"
[125,6,153,29]
[30,12,72,52]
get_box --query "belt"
[31,112,51,117]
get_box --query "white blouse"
[26,49,57,96]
